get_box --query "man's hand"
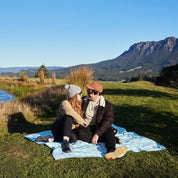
[91,134,99,144]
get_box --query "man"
[77,81,127,159]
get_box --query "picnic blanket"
[24,124,166,160]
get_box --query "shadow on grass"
[103,88,178,99]
[114,104,178,154]
[8,112,53,134]
[7,86,67,135]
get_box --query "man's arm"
[95,101,114,136]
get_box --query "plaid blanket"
[24,124,166,160]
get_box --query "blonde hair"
[68,94,82,116]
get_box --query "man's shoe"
[105,146,127,159]
[62,140,71,153]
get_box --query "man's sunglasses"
[87,89,99,95]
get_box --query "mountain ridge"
[1,37,178,81]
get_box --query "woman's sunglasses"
[87,89,99,95]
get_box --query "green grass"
[0,81,178,177]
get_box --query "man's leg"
[77,125,93,143]
[100,127,127,159]
[99,127,116,152]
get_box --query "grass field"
[0,80,178,177]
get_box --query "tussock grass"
[20,71,28,82]
[39,69,45,84]
[52,72,56,84]
[66,66,93,90]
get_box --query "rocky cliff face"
[128,37,177,55]
[90,37,178,80]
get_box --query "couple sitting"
[52,81,127,160]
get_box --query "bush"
[52,72,56,84]
[65,66,93,90]
[156,64,178,89]
[20,71,28,82]
[39,70,44,84]
[23,85,66,117]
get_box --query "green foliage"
[156,63,178,89]
[35,65,50,78]
[130,73,157,83]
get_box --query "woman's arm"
[61,100,86,125]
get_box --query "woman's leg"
[62,115,74,139]
[51,115,73,142]
[51,118,63,142]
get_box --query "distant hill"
[53,37,178,81]
[0,66,65,78]
[1,37,178,81]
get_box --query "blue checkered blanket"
[24,124,166,160]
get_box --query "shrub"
[20,71,28,82]
[23,85,66,117]
[52,72,56,84]
[156,64,178,89]
[65,66,93,90]
[39,70,45,84]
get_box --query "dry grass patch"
[0,85,66,132]
[0,100,35,131]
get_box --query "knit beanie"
[64,84,81,98]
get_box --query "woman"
[51,84,87,153]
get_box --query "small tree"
[156,64,178,89]
[35,65,50,78]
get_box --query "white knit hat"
[64,84,81,98]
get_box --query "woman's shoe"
[62,140,71,153]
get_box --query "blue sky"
[0,0,178,67]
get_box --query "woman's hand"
[82,121,88,127]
